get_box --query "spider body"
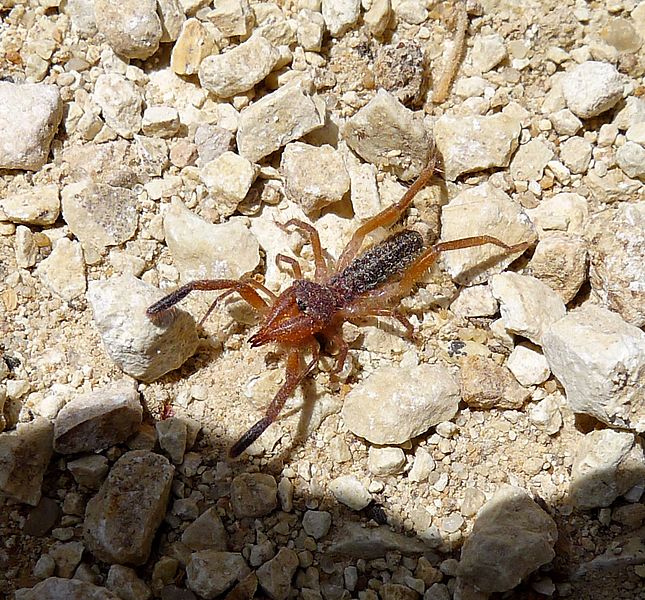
[147,159,530,458]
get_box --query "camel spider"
[147,157,530,457]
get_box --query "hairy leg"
[229,341,320,457]
[276,253,303,279]
[336,156,438,272]
[146,279,271,324]
[276,219,328,281]
[339,303,414,337]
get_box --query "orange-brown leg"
[146,279,271,324]
[198,279,277,326]
[276,253,303,279]
[276,219,328,281]
[336,156,438,272]
[229,341,320,457]
[339,304,414,337]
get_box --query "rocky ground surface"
[1,0,644,599]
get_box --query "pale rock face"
[440,183,537,286]
[162,198,260,281]
[280,142,350,213]
[0,82,63,170]
[569,429,645,508]
[541,304,645,433]
[341,364,460,445]
[198,34,280,98]
[434,113,521,181]
[343,89,432,181]
[83,451,174,565]
[321,0,361,37]
[94,0,161,59]
[0,184,60,225]
[561,60,624,119]
[491,272,566,345]
[236,79,326,163]
[457,486,558,593]
[35,238,87,301]
[87,274,199,383]
[93,74,143,138]
[171,18,218,76]
[585,202,645,327]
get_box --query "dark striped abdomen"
[333,230,424,297]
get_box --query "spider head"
[248,282,336,347]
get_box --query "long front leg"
[336,155,438,272]
[276,219,328,281]
[146,279,271,324]
[229,341,320,457]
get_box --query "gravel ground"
[1,1,644,600]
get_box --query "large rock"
[541,304,645,432]
[0,82,63,170]
[17,577,120,600]
[0,418,53,505]
[434,113,521,181]
[343,89,431,181]
[94,0,161,59]
[585,202,645,327]
[83,450,174,565]
[439,183,536,286]
[53,379,142,454]
[236,79,326,163]
[457,486,558,593]
[341,364,459,445]
[87,275,199,383]
[569,429,645,509]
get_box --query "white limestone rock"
[440,183,536,286]
[367,447,406,476]
[322,0,360,37]
[87,274,199,382]
[206,0,254,37]
[525,192,588,236]
[541,304,645,432]
[0,418,53,506]
[35,238,86,301]
[157,0,185,42]
[0,82,63,170]
[585,203,645,327]
[569,429,645,509]
[61,180,138,258]
[616,141,645,179]
[561,61,624,119]
[434,113,521,181]
[491,273,566,345]
[507,343,550,387]
[94,0,161,59]
[237,79,326,163]
[171,18,218,76]
[83,450,174,565]
[53,378,142,454]
[510,139,554,182]
[93,74,143,139]
[199,34,280,98]
[450,285,498,318]
[328,475,372,510]
[0,184,59,225]
[200,151,258,217]
[343,89,432,181]
[141,106,180,138]
[162,198,260,281]
[527,233,588,303]
[280,142,350,213]
[342,364,460,445]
